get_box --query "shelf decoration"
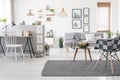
[27,9,34,16]
[58,8,67,17]
[38,9,42,18]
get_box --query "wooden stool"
[73,47,92,64]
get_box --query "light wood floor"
[0,48,119,80]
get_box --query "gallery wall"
[13,0,119,47]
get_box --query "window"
[0,0,12,24]
[97,3,111,32]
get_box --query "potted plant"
[0,18,7,25]
[106,31,113,38]
[114,31,120,36]
[58,37,64,48]
[44,44,50,56]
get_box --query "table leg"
[27,38,32,58]
[28,37,35,56]
[84,49,87,64]
[88,49,92,61]
[73,48,78,61]
[0,37,5,55]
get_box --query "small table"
[73,43,94,64]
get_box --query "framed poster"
[83,16,89,24]
[72,9,82,18]
[83,25,90,32]
[83,8,89,16]
[72,20,82,29]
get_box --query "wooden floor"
[0,48,119,80]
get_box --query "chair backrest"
[94,35,120,52]
[4,32,17,45]
[112,35,120,51]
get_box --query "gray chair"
[94,35,120,74]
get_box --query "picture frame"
[72,9,82,18]
[72,20,82,29]
[83,8,89,16]
[83,16,89,24]
[83,25,90,32]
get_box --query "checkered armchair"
[94,35,120,74]
[95,36,120,52]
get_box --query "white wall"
[13,0,119,47]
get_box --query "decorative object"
[44,43,50,56]
[46,17,51,21]
[72,9,82,18]
[83,25,90,32]
[46,5,50,10]
[47,32,50,37]
[58,8,67,17]
[27,9,34,16]
[78,42,89,48]
[83,8,89,16]
[106,31,113,38]
[49,30,53,37]
[58,37,64,48]
[83,16,89,24]
[35,21,41,25]
[114,31,120,36]
[72,20,82,29]
[0,18,7,25]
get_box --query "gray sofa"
[64,32,103,52]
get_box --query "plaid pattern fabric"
[95,35,120,52]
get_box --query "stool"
[73,47,92,64]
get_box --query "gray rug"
[41,60,120,76]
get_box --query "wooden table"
[73,43,94,64]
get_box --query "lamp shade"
[58,8,67,17]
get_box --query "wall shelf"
[46,14,55,16]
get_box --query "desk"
[0,36,35,58]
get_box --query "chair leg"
[73,48,78,61]
[14,47,17,60]
[115,53,120,63]
[65,44,69,53]
[94,52,103,70]
[105,52,108,67]
[110,52,114,74]
[20,47,24,59]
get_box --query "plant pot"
[45,49,50,56]
[59,44,63,48]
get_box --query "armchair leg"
[115,53,120,63]
[94,52,103,70]
[105,52,108,67]
[110,53,114,74]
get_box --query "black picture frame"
[83,25,90,32]
[72,20,82,29]
[72,9,82,18]
[83,16,89,24]
[83,7,89,16]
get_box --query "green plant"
[106,31,113,38]
[114,31,120,36]
[1,18,7,22]
[50,9,54,12]
[44,44,50,52]
[58,37,64,48]
[58,37,63,44]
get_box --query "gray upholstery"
[65,33,86,49]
